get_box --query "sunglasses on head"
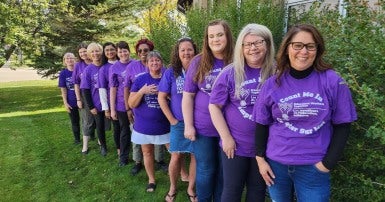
[137,48,149,54]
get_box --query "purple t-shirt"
[58,68,77,107]
[109,60,131,112]
[210,65,262,157]
[158,67,185,121]
[253,69,357,165]
[98,62,113,103]
[124,60,147,90]
[80,64,102,112]
[131,73,170,135]
[72,61,88,85]
[183,55,225,137]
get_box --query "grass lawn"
[0,80,190,201]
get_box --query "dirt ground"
[0,67,49,83]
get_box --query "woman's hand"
[315,161,330,173]
[77,100,83,109]
[184,125,196,141]
[111,109,118,120]
[127,110,134,124]
[104,110,111,119]
[256,156,275,186]
[90,108,97,115]
[139,84,158,95]
[64,103,72,113]
[222,136,236,159]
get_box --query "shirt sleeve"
[210,68,231,106]
[252,79,274,125]
[158,68,172,93]
[58,70,66,88]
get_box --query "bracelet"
[77,100,81,101]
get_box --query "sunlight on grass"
[0,107,65,118]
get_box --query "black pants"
[117,111,131,164]
[68,107,80,142]
[94,112,106,148]
[221,151,266,202]
[112,119,120,149]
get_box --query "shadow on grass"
[0,84,62,114]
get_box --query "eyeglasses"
[137,48,149,54]
[289,42,317,51]
[242,40,265,49]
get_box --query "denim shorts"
[169,121,193,153]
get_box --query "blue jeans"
[221,151,266,202]
[267,159,330,202]
[193,135,222,202]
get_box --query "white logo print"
[278,102,293,121]
[239,88,250,107]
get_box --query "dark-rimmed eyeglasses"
[242,40,265,49]
[137,48,149,54]
[289,42,317,51]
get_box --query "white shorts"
[131,129,170,145]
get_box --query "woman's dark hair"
[194,19,234,83]
[134,38,154,54]
[169,37,198,78]
[101,42,118,65]
[275,24,332,85]
[77,42,88,62]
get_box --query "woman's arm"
[209,103,236,158]
[158,92,178,125]
[318,123,351,171]
[128,84,157,109]
[74,84,83,108]
[110,87,118,120]
[182,92,196,141]
[60,88,71,112]
[255,123,275,186]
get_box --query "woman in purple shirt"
[58,52,80,144]
[109,41,132,166]
[80,42,108,156]
[124,38,167,176]
[159,37,198,202]
[128,51,170,193]
[72,43,96,153]
[253,24,357,201]
[209,23,275,202]
[182,19,234,202]
[98,42,120,156]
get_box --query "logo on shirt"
[176,76,184,94]
[277,91,326,135]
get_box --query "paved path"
[0,67,49,83]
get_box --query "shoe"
[146,183,156,192]
[186,191,197,202]
[74,139,81,145]
[81,149,89,155]
[118,161,128,167]
[156,161,168,173]
[100,146,107,156]
[164,191,177,202]
[131,163,143,176]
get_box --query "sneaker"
[74,139,81,145]
[156,161,168,173]
[118,161,128,167]
[131,163,143,176]
[100,146,107,156]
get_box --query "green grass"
[0,80,189,201]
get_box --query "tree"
[0,0,154,77]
